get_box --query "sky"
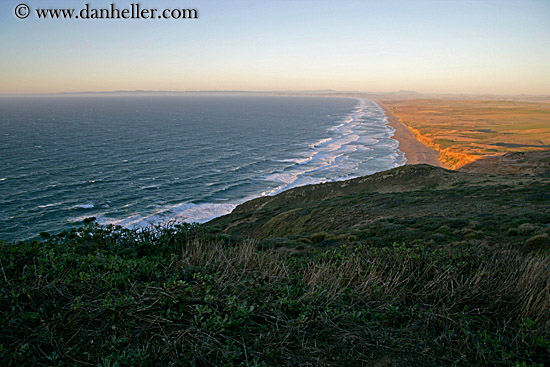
[0,0,549,95]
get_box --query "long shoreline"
[375,100,443,167]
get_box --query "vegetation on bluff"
[210,163,550,249]
[1,153,549,366]
[1,219,548,366]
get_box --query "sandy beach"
[376,101,443,167]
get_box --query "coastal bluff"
[2,151,548,366]
[209,151,550,247]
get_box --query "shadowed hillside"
[209,151,550,251]
[459,150,550,176]
[1,151,549,366]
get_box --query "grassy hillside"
[378,99,550,169]
[209,161,550,251]
[1,152,549,366]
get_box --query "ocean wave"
[140,185,160,190]
[37,202,63,209]
[72,98,406,231]
[208,179,253,197]
[258,99,406,196]
[70,203,95,209]
[94,202,238,229]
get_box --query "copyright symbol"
[15,4,30,19]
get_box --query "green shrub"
[0,223,548,366]
[309,232,330,243]
[525,233,550,252]
[518,223,538,235]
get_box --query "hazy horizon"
[1,0,549,95]
[2,89,550,98]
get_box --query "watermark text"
[15,3,199,20]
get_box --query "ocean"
[0,94,405,242]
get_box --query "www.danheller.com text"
[15,2,199,20]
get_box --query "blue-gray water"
[0,94,405,242]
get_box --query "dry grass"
[1,223,549,366]
[380,99,550,168]
[302,245,550,328]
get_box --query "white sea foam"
[96,202,238,229]
[257,99,406,197]
[140,185,160,190]
[89,98,406,231]
[71,203,95,209]
[309,137,332,148]
[37,202,63,209]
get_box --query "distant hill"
[460,150,550,176]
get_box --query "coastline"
[375,100,443,167]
